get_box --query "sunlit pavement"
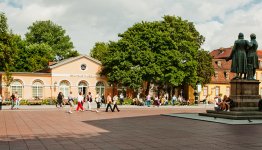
[0,105,261,150]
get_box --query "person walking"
[76,92,84,112]
[86,92,92,111]
[14,92,20,109]
[101,94,105,107]
[112,94,120,112]
[171,94,177,105]
[68,91,74,114]
[56,92,64,108]
[95,92,101,112]
[105,94,113,112]
[0,94,2,110]
[10,93,15,110]
[119,93,124,105]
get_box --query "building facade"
[0,55,112,100]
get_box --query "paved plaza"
[0,105,262,150]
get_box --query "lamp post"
[194,82,202,104]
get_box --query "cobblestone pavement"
[0,105,262,150]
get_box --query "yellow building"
[0,55,111,100]
[199,48,262,103]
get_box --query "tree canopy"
[25,20,79,61]
[99,15,213,92]
[0,12,18,86]
[90,42,109,61]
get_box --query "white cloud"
[1,0,262,54]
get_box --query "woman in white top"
[76,92,84,111]
[112,94,120,112]
[95,93,101,112]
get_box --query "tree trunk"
[145,81,150,95]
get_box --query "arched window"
[59,80,70,98]
[32,80,44,99]
[11,80,23,98]
[96,81,105,96]
[78,81,88,95]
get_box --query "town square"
[1,0,262,150]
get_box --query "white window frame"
[59,81,70,99]
[32,80,44,99]
[96,81,105,96]
[11,80,23,98]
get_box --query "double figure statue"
[226,33,258,80]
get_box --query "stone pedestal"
[199,79,262,120]
[230,79,260,111]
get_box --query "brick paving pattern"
[0,106,262,150]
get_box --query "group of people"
[9,92,20,110]
[214,94,234,112]
[145,93,187,107]
[58,91,120,114]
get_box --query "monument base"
[230,79,260,111]
[199,79,261,120]
[199,110,262,120]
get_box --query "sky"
[1,0,262,54]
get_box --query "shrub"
[19,99,29,105]
[123,98,133,105]
[3,100,11,105]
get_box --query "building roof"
[48,55,102,69]
[210,47,232,59]
[210,47,262,59]
[210,47,262,84]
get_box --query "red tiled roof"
[210,47,262,59]
[209,47,262,83]
[210,47,232,59]
[257,51,262,58]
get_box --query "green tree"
[101,15,207,94]
[14,43,53,72]
[90,42,109,61]
[25,20,79,61]
[196,49,214,85]
[0,12,18,98]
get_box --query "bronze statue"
[247,33,259,80]
[226,33,248,79]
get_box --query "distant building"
[199,47,262,103]
[0,55,111,100]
